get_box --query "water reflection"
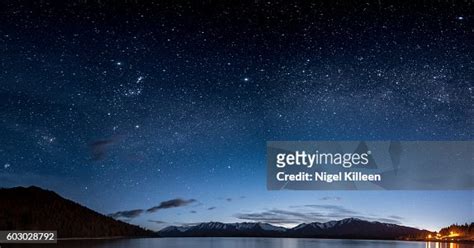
[425,242,461,248]
[9,238,471,248]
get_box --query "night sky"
[0,0,472,231]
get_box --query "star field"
[0,0,472,231]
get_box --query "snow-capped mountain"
[288,218,423,239]
[159,218,425,239]
[159,222,286,237]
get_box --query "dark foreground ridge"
[0,186,155,238]
[159,219,431,240]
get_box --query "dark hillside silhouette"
[0,186,155,238]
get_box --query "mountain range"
[159,219,429,240]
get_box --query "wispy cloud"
[148,220,166,224]
[388,215,404,220]
[89,137,119,161]
[108,209,144,219]
[147,198,196,213]
[109,198,196,220]
[298,204,358,215]
[235,204,403,226]
[235,209,325,225]
[320,196,341,201]
[217,196,244,202]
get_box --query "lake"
[9,238,471,248]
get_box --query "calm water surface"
[11,238,473,248]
